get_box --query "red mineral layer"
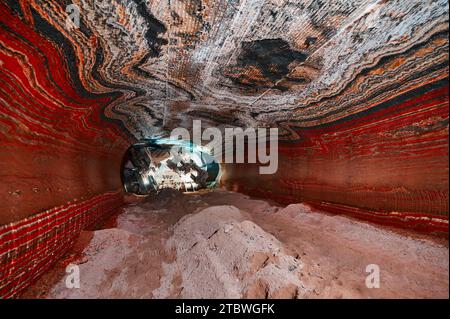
[0,3,130,298]
[0,0,448,300]
[0,2,132,225]
[221,83,449,233]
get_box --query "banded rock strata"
[0,0,448,298]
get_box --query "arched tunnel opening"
[0,0,448,302]
[121,139,220,195]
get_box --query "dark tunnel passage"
[0,0,448,299]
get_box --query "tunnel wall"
[0,3,131,297]
[0,0,448,299]
[222,78,449,234]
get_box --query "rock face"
[0,0,447,224]
[155,205,306,299]
[0,0,448,298]
[1,0,447,137]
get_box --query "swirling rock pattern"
[0,0,448,297]
[1,0,446,137]
[0,0,448,221]
[222,78,449,231]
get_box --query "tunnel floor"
[21,189,448,299]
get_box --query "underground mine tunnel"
[0,0,448,299]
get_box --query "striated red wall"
[0,2,131,297]
[222,79,449,233]
[0,0,448,298]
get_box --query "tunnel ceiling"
[2,0,448,140]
